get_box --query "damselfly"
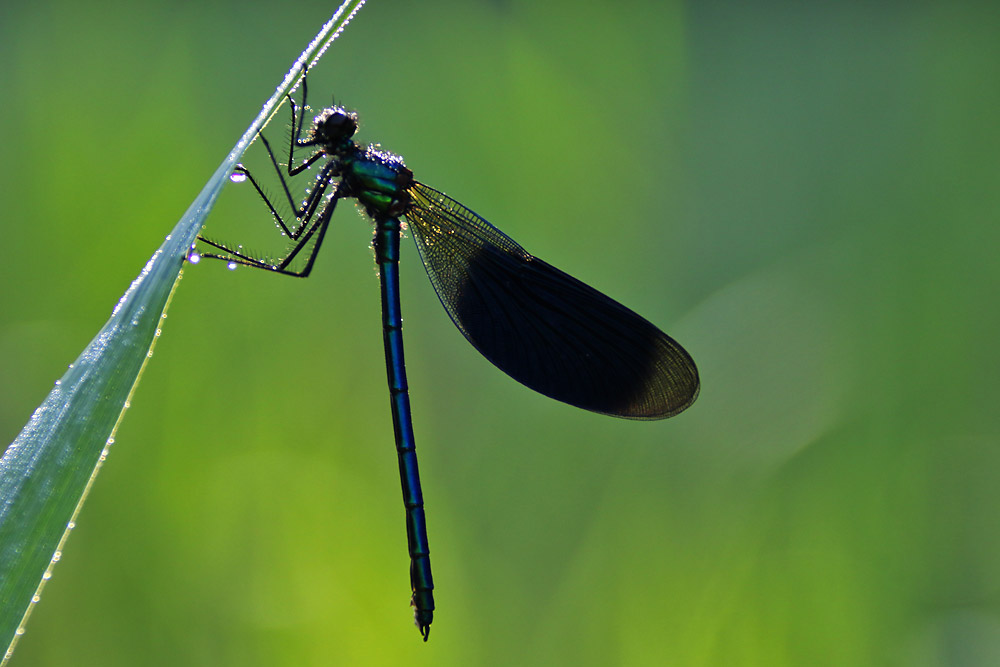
[191,73,699,640]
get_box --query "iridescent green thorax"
[335,143,413,220]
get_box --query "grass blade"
[0,1,367,661]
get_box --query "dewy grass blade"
[0,1,367,662]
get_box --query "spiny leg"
[228,150,337,240]
[195,185,341,278]
[287,69,322,176]
[258,115,328,215]
[229,63,327,231]
[194,68,338,276]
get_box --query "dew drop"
[188,253,201,264]
[227,262,238,271]
[230,172,247,183]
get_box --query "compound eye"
[321,109,357,139]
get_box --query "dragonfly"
[191,72,700,641]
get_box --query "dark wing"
[404,182,699,420]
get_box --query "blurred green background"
[2,1,999,665]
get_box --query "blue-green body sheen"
[340,145,413,220]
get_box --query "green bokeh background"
[2,1,999,665]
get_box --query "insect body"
[194,75,699,640]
